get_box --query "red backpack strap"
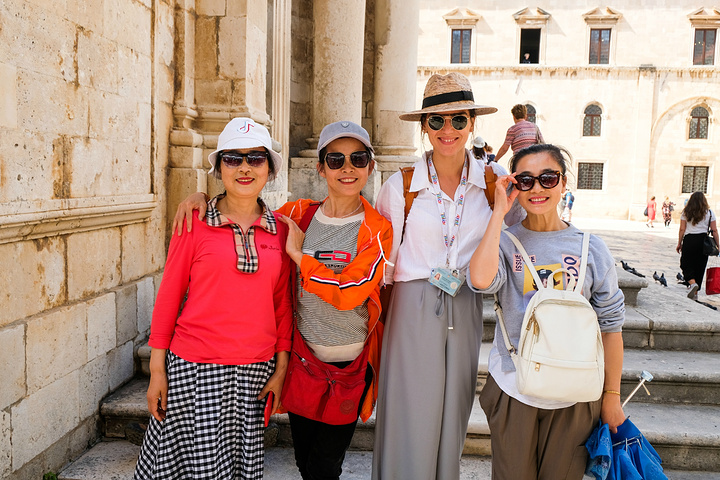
[484,165,497,211]
[298,202,321,232]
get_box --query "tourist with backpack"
[468,144,626,479]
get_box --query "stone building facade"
[2,0,717,477]
[0,0,420,477]
[416,1,720,220]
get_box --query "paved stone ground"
[572,217,720,310]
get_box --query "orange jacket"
[275,196,393,422]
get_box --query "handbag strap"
[709,210,714,233]
[494,230,591,355]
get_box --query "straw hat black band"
[422,90,474,109]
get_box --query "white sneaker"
[688,284,699,299]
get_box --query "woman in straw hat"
[134,117,293,479]
[372,72,523,479]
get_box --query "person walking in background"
[485,143,496,162]
[134,118,293,480]
[372,72,523,480]
[468,144,626,480]
[646,196,657,228]
[677,191,719,299]
[662,196,675,227]
[494,104,544,162]
[472,135,488,163]
[561,188,575,223]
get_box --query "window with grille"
[583,105,602,136]
[682,166,709,193]
[689,106,709,139]
[451,29,471,63]
[693,29,716,65]
[578,163,604,190]
[526,105,537,123]
[589,29,611,64]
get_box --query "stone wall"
[0,0,174,476]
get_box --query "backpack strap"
[504,231,544,288]
[575,233,591,293]
[484,165,497,210]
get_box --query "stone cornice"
[0,195,157,245]
[417,65,720,78]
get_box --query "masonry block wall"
[0,0,175,477]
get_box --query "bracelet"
[603,390,621,396]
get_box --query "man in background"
[494,104,544,162]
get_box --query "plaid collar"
[205,193,277,273]
[205,193,277,234]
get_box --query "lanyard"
[427,156,469,268]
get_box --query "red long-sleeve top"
[149,210,293,365]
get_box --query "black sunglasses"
[427,114,469,131]
[514,171,565,191]
[220,151,269,168]
[324,151,371,170]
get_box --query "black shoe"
[125,422,147,446]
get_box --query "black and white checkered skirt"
[134,351,275,480]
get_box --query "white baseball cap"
[207,118,283,179]
[317,121,374,154]
[472,136,486,149]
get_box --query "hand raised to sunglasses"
[278,215,306,266]
[492,173,521,217]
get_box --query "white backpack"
[495,231,605,402]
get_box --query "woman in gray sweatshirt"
[468,144,626,480]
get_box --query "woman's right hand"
[494,174,520,216]
[172,192,209,236]
[146,371,168,422]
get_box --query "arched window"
[583,104,602,136]
[526,104,537,123]
[689,106,709,139]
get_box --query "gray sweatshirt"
[470,222,625,373]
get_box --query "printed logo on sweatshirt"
[513,253,536,272]
[315,250,351,263]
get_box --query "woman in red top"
[646,196,657,228]
[134,118,293,480]
[173,121,392,480]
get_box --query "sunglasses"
[324,151,371,170]
[220,151,269,168]
[514,171,565,191]
[427,114,469,131]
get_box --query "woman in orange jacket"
[173,121,392,480]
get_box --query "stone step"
[623,402,720,472]
[58,439,719,480]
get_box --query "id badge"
[428,267,465,296]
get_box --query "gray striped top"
[297,209,369,362]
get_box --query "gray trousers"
[372,280,484,480]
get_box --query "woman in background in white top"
[677,191,719,299]
[372,72,521,480]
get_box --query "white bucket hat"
[207,118,283,179]
[472,136,486,148]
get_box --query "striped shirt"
[503,119,544,153]
[297,208,369,362]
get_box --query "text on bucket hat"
[317,121,374,154]
[207,118,283,179]
[399,72,497,122]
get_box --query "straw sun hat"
[399,72,497,121]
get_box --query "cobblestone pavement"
[572,217,720,310]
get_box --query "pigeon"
[677,272,684,281]
[621,260,631,271]
[629,267,645,278]
[659,273,667,287]
[653,271,661,283]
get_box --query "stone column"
[291,0,366,201]
[373,0,421,183]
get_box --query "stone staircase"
[59,274,720,479]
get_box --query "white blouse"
[376,150,524,284]
[682,210,716,235]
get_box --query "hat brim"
[208,139,283,180]
[317,132,375,154]
[399,103,498,121]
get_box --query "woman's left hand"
[258,370,285,416]
[600,392,626,434]
[278,215,305,265]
